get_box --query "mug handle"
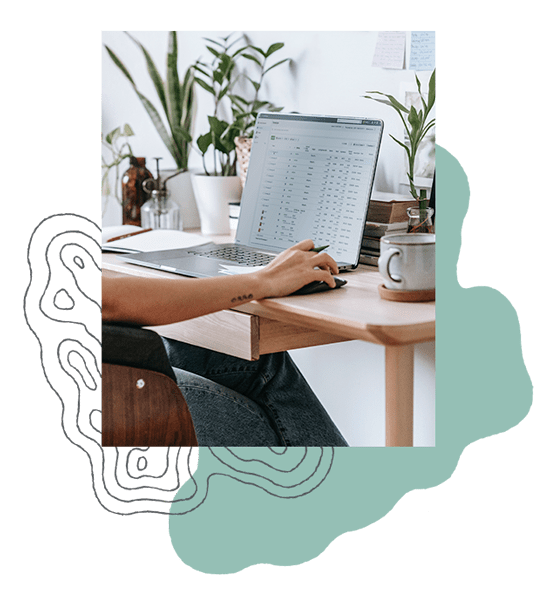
[378,248,402,283]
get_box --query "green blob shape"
[169,146,532,574]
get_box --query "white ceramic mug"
[378,233,435,291]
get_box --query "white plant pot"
[191,174,242,235]
[160,169,200,229]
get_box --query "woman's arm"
[102,239,339,326]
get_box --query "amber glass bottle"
[121,157,153,225]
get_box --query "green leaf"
[193,63,210,78]
[230,46,248,58]
[105,126,120,145]
[264,58,290,74]
[172,125,192,143]
[136,89,183,168]
[427,69,436,113]
[229,94,248,105]
[249,45,266,57]
[389,134,411,158]
[242,52,263,67]
[203,37,225,48]
[252,100,270,111]
[218,83,231,101]
[166,31,182,130]
[197,132,212,155]
[195,78,215,95]
[364,91,409,114]
[415,74,428,115]
[206,45,221,58]
[122,123,134,136]
[247,77,261,92]
[208,115,229,137]
[125,32,169,119]
[105,45,136,87]
[266,42,285,57]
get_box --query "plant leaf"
[427,69,436,113]
[125,32,169,119]
[264,58,290,74]
[197,132,212,155]
[249,45,266,58]
[242,52,263,67]
[166,31,182,130]
[206,45,221,58]
[389,134,411,158]
[203,37,225,48]
[195,78,215,95]
[266,42,285,57]
[364,91,409,114]
[136,89,183,168]
[104,45,136,86]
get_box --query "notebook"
[122,112,384,278]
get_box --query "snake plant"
[105,32,195,171]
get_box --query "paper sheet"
[372,31,406,69]
[218,264,263,275]
[102,226,211,253]
[409,31,435,71]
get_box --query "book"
[366,192,417,224]
[361,236,381,252]
[102,226,211,253]
[358,252,380,267]
[363,221,408,238]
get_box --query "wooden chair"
[102,323,198,447]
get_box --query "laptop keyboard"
[186,246,274,266]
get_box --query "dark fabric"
[102,323,177,382]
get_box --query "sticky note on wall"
[372,31,406,69]
[409,31,435,71]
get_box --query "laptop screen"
[236,113,384,267]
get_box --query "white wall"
[101,31,435,446]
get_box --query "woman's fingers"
[312,251,339,275]
[293,239,315,251]
[312,267,337,288]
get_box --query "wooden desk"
[103,251,435,447]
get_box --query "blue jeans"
[161,338,348,447]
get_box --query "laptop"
[122,112,384,277]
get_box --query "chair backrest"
[102,323,198,447]
[102,323,177,381]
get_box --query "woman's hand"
[255,239,339,299]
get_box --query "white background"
[101,29,435,446]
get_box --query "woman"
[103,239,348,446]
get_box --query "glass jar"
[407,206,434,234]
[141,191,182,230]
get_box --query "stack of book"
[359,193,417,266]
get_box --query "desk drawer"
[147,310,348,361]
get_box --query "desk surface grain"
[103,252,434,347]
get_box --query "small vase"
[121,157,153,226]
[407,206,434,234]
[141,192,183,230]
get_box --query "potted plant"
[101,123,134,217]
[363,69,435,231]
[191,33,288,234]
[104,32,197,226]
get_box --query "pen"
[106,228,153,243]
[311,244,329,253]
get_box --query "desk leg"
[385,344,414,447]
